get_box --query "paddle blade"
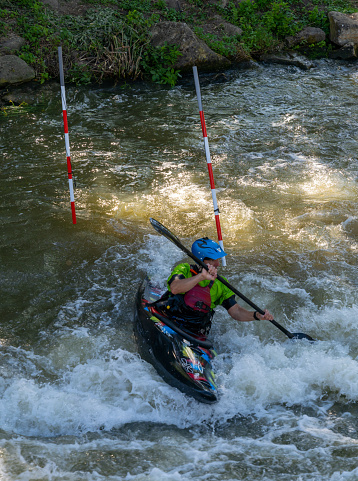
[269,320,316,342]
[150,218,181,246]
[291,333,316,342]
[149,218,196,260]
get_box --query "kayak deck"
[134,277,218,403]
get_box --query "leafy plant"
[0,8,14,35]
[304,6,330,31]
[18,48,37,64]
[263,1,300,37]
[0,100,30,118]
[163,7,189,22]
[67,64,92,84]
[154,0,166,9]
[194,27,245,59]
[118,0,152,11]
[142,42,182,86]
[242,24,278,52]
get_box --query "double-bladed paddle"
[149,217,315,342]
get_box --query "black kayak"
[134,277,218,404]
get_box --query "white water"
[1,60,358,480]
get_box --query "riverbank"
[0,0,357,99]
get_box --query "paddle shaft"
[168,233,295,338]
[149,218,307,340]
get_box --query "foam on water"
[2,61,358,480]
[2,232,358,443]
[136,233,184,285]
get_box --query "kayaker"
[155,237,274,335]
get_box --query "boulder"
[329,41,358,59]
[150,21,231,72]
[0,55,35,88]
[328,11,358,46]
[286,27,326,48]
[210,15,243,37]
[0,34,26,54]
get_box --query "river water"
[1,59,358,480]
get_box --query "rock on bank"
[0,55,35,88]
[150,21,231,72]
[328,11,358,59]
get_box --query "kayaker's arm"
[170,264,217,295]
[228,303,274,322]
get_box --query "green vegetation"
[0,0,182,85]
[215,0,356,56]
[0,99,29,115]
[0,0,357,86]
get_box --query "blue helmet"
[191,237,227,262]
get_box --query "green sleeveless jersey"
[167,263,235,310]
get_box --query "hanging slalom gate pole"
[58,46,76,224]
[193,66,226,266]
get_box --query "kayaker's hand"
[256,309,274,321]
[201,264,217,281]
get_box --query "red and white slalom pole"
[193,66,226,265]
[58,46,76,224]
